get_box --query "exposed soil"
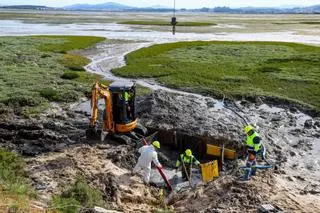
[27,144,162,212]
[138,90,320,212]
[0,102,163,212]
[1,88,319,212]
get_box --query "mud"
[0,104,87,156]
[173,173,320,212]
[0,102,161,211]
[136,90,320,212]
[68,88,320,212]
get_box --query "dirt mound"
[137,91,243,141]
[174,171,320,212]
[27,144,162,212]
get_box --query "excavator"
[87,80,173,191]
[86,80,147,144]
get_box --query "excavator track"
[111,133,133,145]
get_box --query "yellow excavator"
[86,81,147,143]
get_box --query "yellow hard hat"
[244,125,254,134]
[185,149,192,157]
[152,141,160,149]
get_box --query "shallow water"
[1,20,320,45]
[150,167,202,191]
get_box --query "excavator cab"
[86,81,147,143]
[109,81,136,125]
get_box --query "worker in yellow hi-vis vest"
[244,125,269,164]
[175,149,200,181]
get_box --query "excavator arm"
[89,81,115,133]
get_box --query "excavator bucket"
[86,126,101,141]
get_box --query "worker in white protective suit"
[133,141,162,183]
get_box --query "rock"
[294,175,306,181]
[206,100,216,108]
[304,119,313,129]
[271,115,282,122]
[286,176,295,182]
[289,151,296,156]
[289,107,298,113]
[255,96,263,105]
[314,118,320,128]
[93,207,122,213]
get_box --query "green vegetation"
[300,21,320,25]
[136,85,152,97]
[113,41,320,110]
[0,149,36,212]
[0,149,30,195]
[118,21,216,26]
[61,72,80,80]
[0,36,106,116]
[50,177,105,213]
[33,35,105,53]
[60,54,90,71]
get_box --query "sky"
[1,0,320,8]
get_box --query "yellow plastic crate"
[200,160,219,182]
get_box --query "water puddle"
[150,168,202,191]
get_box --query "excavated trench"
[149,127,243,158]
[146,127,243,191]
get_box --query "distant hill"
[149,5,170,9]
[0,5,52,10]
[64,2,134,10]
[1,2,320,14]
[63,2,320,13]
[63,2,174,12]
[209,4,320,14]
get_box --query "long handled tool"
[181,156,194,189]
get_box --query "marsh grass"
[50,177,105,213]
[0,36,106,116]
[61,72,80,80]
[0,149,37,212]
[113,41,320,110]
[32,36,105,53]
[300,21,320,25]
[60,54,90,71]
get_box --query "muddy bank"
[0,103,87,156]
[0,101,164,212]
[136,90,320,211]
[0,87,319,212]
[173,173,320,212]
